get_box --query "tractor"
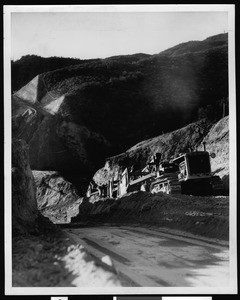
[150,150,224,195]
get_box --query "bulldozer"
[149,161,181,194]
[86,145,224,199]
[149,149,224,196]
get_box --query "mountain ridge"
[12,33,227,92]
[12,33,228,189]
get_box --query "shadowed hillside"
[12,33,228,189]
[11,55,101,92]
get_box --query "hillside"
[94,116,229,191]
[199,116,229,190]
[40,33,228,145]
[12,33,228,188]
[11,55,101,92]
[35,116,229,224]
[160,33,227,57]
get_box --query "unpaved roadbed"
[66,225,229,287]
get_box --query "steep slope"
[199,116,229,189]
[12,74,112,184]
[12,139,39,234]
[93,119,211,185]
[31,116,229,225]
[12,139,55,235]
[12,33,228,190]
[40,33,228,148]
[94,116,229,190]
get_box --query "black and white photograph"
[4,4,237,295]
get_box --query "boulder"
[33,170,82,223]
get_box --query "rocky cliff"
[11,142,120,287]
[12,139,54,235]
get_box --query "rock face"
[12,139,39,234]
[200,116,229,190]
[33,171,82,223]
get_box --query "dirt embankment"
[34,117,229,237]
[72,191,229,241]
[199,116,229,190]
[94,116,229,190]
[94,119,211,186]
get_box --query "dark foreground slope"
[12,139,54,235]
[11,140,120,287]
[12,33,228,187]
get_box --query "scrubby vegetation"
[11,54,100,92]
[12,33,229,182]
[23,33,227,154]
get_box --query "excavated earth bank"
[72,191,229,241]
[30,116,229,244]
[94,116,229,192]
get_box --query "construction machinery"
[86,148,224,199]
[149,150,224,195]
[149,161,181,194]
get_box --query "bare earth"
[12,230,121,287]
[12,192,229,287]
[71,192,229,241]
[66,225,229,287]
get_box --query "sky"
[11,10,228,61]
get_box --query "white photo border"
[4,4,237,295]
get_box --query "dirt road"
[65,225,229,287]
